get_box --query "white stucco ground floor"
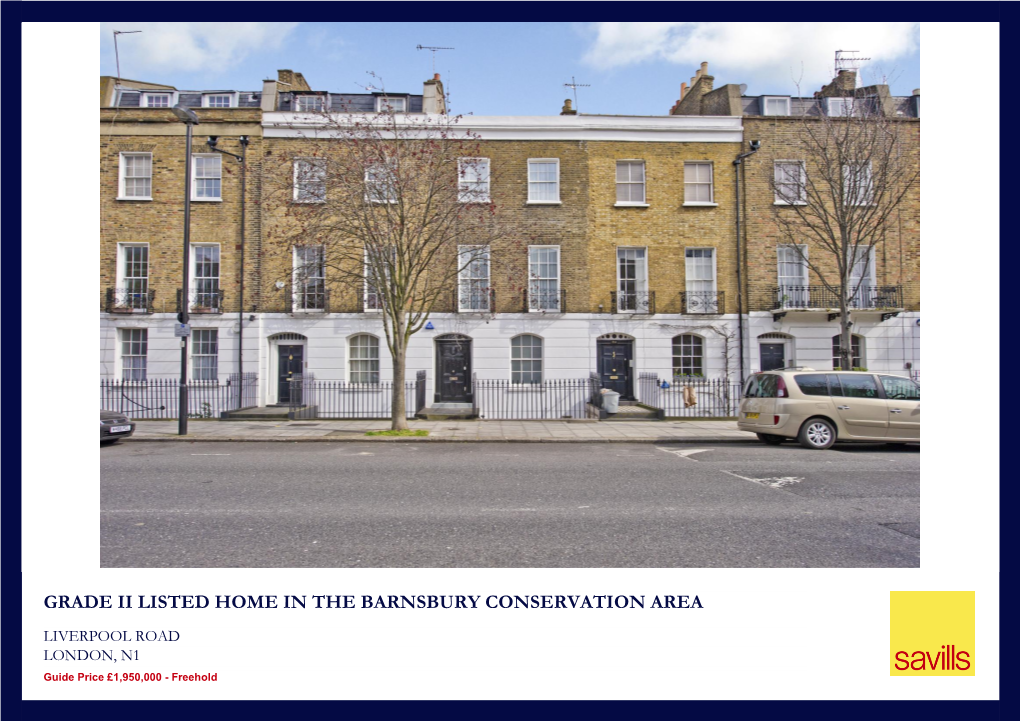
[100,310,919,410]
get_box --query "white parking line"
[655,447,713,461]
[722,470,804,490]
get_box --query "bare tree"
[261,91,527,429]
[768,95,918,371]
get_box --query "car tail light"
[776,376,788,398]
[774,415,780,425]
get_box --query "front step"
[604,403,663,422]
[418,403,477,421]
[224,405,306,420]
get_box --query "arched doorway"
[268,332,307,405]
[596,333,635,400]
[434,334,472,403]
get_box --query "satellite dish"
[739,84,748,95]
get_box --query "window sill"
[528,308,562,314]
[459,199,492,205]
[190,198,222,203]
[682,202,718,207]
[614,202,650,208]
[116,196,152,202]
[292,199,327,205]
[774,201,807,206]
[526,201,562,206]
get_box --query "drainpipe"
[733,140,760,383]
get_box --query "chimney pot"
[434,73,441,80]
[700,61,709,74]
[561,98,577,115]
[912,88,920,96]
[680,81,687,99]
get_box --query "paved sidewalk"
[126,418,757,443]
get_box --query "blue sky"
[100,22,920,116]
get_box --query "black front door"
[278,345,304,404]
[436,340,471,403]
[598,340,634,400]
[760,343,785,371]
[436,339,472,402]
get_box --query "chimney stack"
[561,98,577,115]
[423,73,446,114]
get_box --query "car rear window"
[836,373,880,398]
[794,374,830,396]
[744,374,778,398]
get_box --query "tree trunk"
[839,297,853,372]
[390,341,409,431]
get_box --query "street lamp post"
[172,104,200,435]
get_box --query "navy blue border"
[4,4,1008,719]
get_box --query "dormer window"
[142,93,172,108]
[203,93,234,108]
[826,97,857,117]
[762,96,791,116]
[295,95,326,112]
[376,96,407,113]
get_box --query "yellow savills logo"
[890,591,975,676]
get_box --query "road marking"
[722,470,804,490]
[655,447,712,461]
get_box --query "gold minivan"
[737,369,920,449]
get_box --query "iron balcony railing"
[681,290,724,314]
[771,285,903,310]
[105,287,155,313]
[610,290,656,314]
[177,288,225,314]
[456,286,495,313]
[260,282,331,313]
[524,288,566,313]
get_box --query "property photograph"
[99,22,920,568]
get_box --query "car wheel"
[756,433,784,445]
[798,418,836,450]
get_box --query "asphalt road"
[100,441,920,568]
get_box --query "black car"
[100,410,135,444]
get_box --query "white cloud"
[583,22,919,91]
[101,22,300,75]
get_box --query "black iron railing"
[289,379,418,419]
[771,285,903,310]
[474,378,599,420]
[177,288,225,314]
[610,290,655,314]
[636,373,743,418]
[524,288,566,313]
[99,373,257,419]
[105,287,155,313]
[681,290,724,314]
[456,287,495,313]
[261,282,331,313]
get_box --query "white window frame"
[527,158,561,204]
[294,94,327,112]
[849,245,877,309]
[527,245,561,312]
[293,158,327,203]
[141,92,174,108]
[615,160,648,207]
[191,154,222,201]
[458,158,490,203]
[510,334,544,385]
[827,97,858,117]
[117,152,153,201]
[364,248,393,313]
[365,163,397,204]
[683,162,716,206]
[777,245,809,308]
[190,243,221,312]
[672,334,705,378]
[616,247,649,313]
[458,245,491,312]
[376,96,407,113]
[292,246,326,312]
[191,329,219,381]
[762,96,791,116]
[202,93,236,108]
[115,243,150,312]
[347,334,381,384]
[843,162,873,206]
[119,328,148,382]
[774,160,807,205]
[684,247,718,313]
